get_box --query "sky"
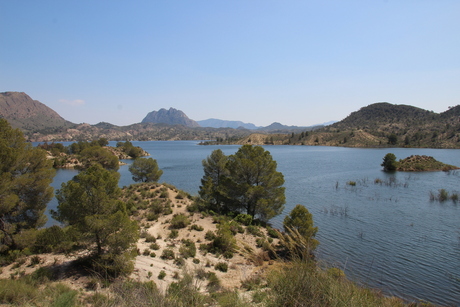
[1,1,459,127]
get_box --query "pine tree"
[129,157,163,182]
[0,119,55,252]
[54,164,138,276]
[225,145,285,221]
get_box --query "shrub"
[205,231,216,241]
[170,214,190,229]
[34,225,70,253]
[199,243,209,253]
[158,270,166,280]
[193,258,200,264]
[159,190,169,199]
[210,223,236,256]
[144,234,156,243]
[169,230,179,239]
[267,227,279,238]
[149,243,160,250]
[190,224,204,231]
[214,262,228,272]
[179,239,196,259]
[228,221,244,235]
[256,238,265,248]
[234,214,253,226]
[175,191,187,199]
[146,212,159,221]
[161,249,175,260]
[246,225,263,237]
[174,257,185,267]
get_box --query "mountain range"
[1,91,459,148]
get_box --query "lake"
[47,141,460,305]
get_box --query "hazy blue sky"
[1,1,458,127]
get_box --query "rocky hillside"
[217,103,460,148]
[0,92,74,133]
[142,107,200,128]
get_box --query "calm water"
[47,141,460,305]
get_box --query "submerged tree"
[0,119,55,252]
[54,164,138,276]
[129,157,163,183]
[381,153,398,171]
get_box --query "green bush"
[179,239,196,259]
[190,224,204,231]
[267,227,279,238]
[215,262,228,272]
[205,230,216,241]
[150,243,160,250]
[170,214,190,229]
[161,249,175,260]
[234,214,253,226]
[246,225,263,237]
[210,223,236,256]
[169,229,179,239]
[146,212,159,221]
[158,270,166,280]
[174,257,185,267]
[144,233,156,243]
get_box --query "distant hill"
[141,108,200,128]
[208,102,460,149]
[0,92,74,133]
[197,118,259,130]
[331,102,435,130]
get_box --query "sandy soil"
[0,184,275,295]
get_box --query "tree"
[198,149,230,213]
[387,133,398,145]
[381,153,398,171]
[129,157,163,182]
[284,205,318,239]
[281,204,319,260]
[54,164,138,276]
[225,145,285,221]
[0,119,55,252]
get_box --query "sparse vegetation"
[430,189,459,202]
[214,262,228,272]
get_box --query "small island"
[382,153,460,172]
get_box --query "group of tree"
[116,141,145,159]
[199,145,286,222]
[38,140,147,170]
[1,119,145,277]
[199,145,318,258]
